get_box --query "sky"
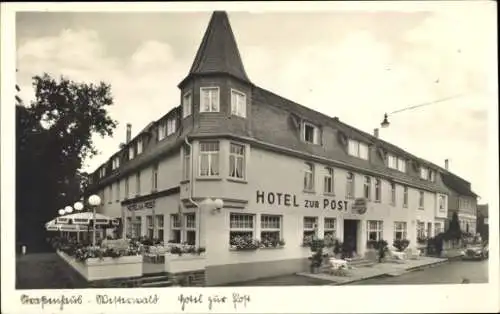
[15,3,497,204]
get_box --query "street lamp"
[64,205,73,214]
[88,194,101,247]
[74,201,84,211]
[380,113,390,128]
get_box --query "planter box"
[57,250,142,281]
[164,254,206,273]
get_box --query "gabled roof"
[179,11,250,86]
[441,171,478,197]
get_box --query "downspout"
[184,136,201,248]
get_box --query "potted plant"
[309,248,324,274]
[333,240,343,259]
[393,239,410,252]
[377,240,389,262]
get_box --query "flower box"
[164,253,207,273]
[57,250,142,281]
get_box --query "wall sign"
[256,190,350,212]
[127,200,156,211]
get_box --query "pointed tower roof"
[179,11,250,86]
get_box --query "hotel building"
[87,11,465,285]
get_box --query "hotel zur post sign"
[256,190,367,213]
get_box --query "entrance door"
[343,219,358,256]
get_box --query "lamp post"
[88,194,101,247]
[74,201,84,242]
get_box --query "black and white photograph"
[1,1,498,313]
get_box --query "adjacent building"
[441,159,478,235]
[476,204,489,240]
[87,11,466,285]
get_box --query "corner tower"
[178,11,253,136]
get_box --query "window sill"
[227,177,247,184]
[229,247,259,252]
[303,189,316,195]
[323,192,336,197]
[180,180,190,184]
[196,176,223,182]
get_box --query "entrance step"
[346,258,375,268]
[137,272,173,287]
[141,280,172,287]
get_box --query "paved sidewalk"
[297,256,448,285]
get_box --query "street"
[348,259,489,285]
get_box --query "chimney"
[126,123,132,144]
[445,159,449,170]
[374,128,379,138]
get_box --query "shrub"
[393,239,410,252]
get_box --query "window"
[185,213,196,245]
[108,185,112,203]
[346,172,355,199]
[324,218,336,239]
[170,214,181,243]
[167,118,176,136]
[229,143,245,179]
[394,222,407,240]
[152,164,158,191]
[137,139,143,155]
[199,141,220,176]
[99,167,106,178]
[158,122,167,141]
[403,186,408,207]
[129,146,135,160]
[126,217,132,237]
[260,215,282,247]
[434,222,442,236]
[417,221,425,238]
[112,157,120,170]
[125,177,129,199]
[439,195,446,212]
[156,215,164,242]
[200,87,219,112]
[183,145,191,180]
[231,90,246,118]
[229,213,255,246]
[390,182,396,205]
[420,167,429,180]
[348,139,369,160]
[303,217,318,243]
[324,167,334,194]
[147,215,154,239]
[136,172,141,196]
[132,216,142,238]
[303,162,314,191]
[302,123,319,144]
[374,179,381,202]
[363,176,371,200]
[388,155,398,169]
[429,170,435,182]
[397,158,406,172]
[116,180,120,202]
[419,191,424,209]
[367,220,383,241]
[183,91,192,118]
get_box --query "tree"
[16,73,117,252]
[445,212,462,245]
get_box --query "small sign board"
[351,198,367,214]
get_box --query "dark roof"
[441,171,478,197]
[477,204,488,217]
[180,11,250,86]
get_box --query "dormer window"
[158,122,167,141]
[302,122,319,144]
[388,154,406,172]
[112,157,120,170]
[99,167,106,178]
[182,91,192,118]
[129,146,135,160]
[429,170,435,182]
[200,87,219,112]
[167,117,176,136]
[137,139,143,155]
[348,139,369,160]
[420,166,429,180]
[231,89,246,118]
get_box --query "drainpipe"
[184,137,201,248]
